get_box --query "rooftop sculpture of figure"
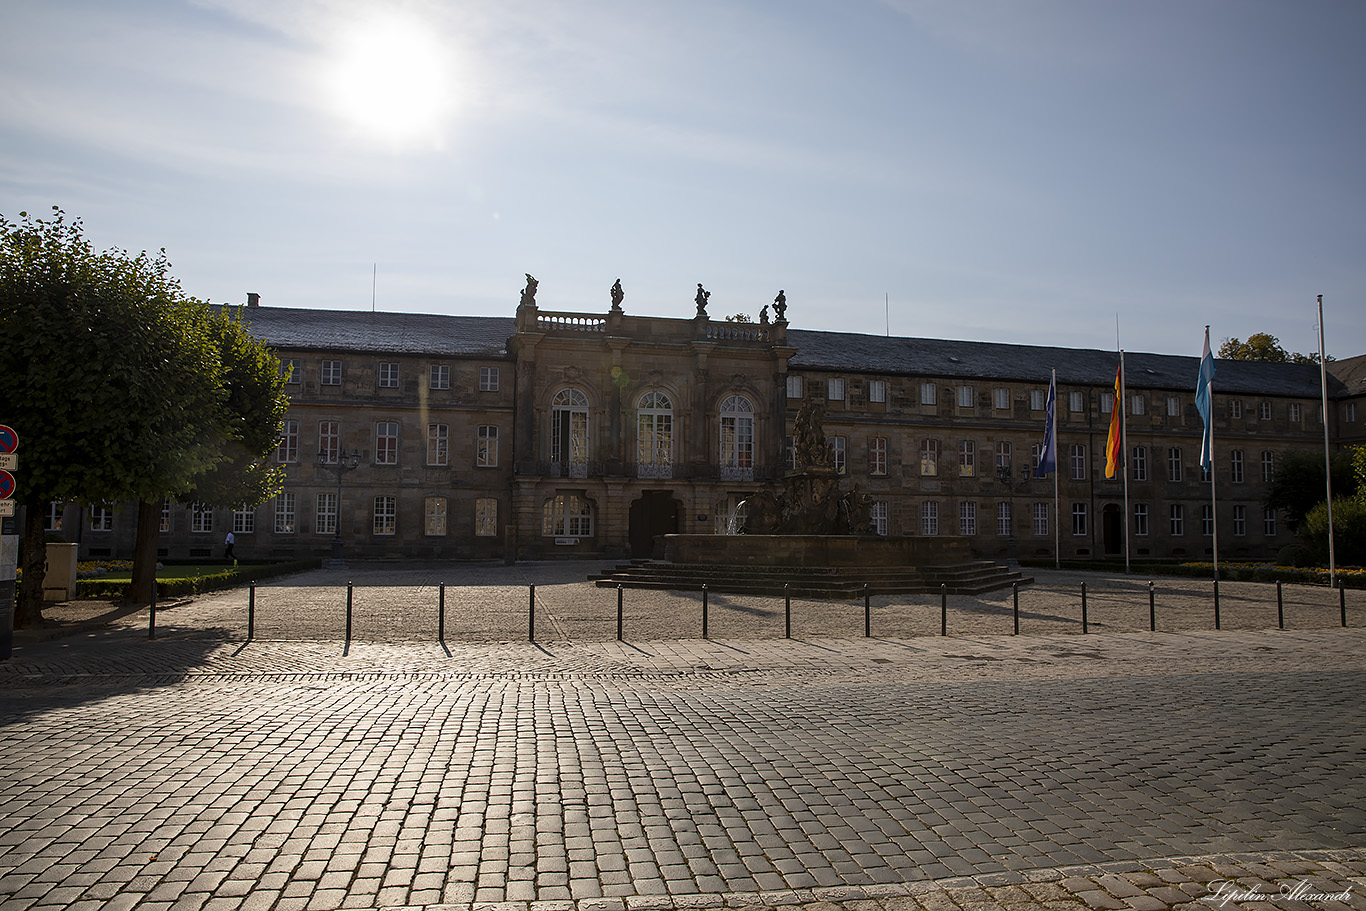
[610,278,624,312]
[759,304,769,324]
[695,283,710,316]
[773,289,787,320]
[520,274,539,308]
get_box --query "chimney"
[247,292,260,308]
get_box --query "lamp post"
[996,464,1032,565]
[318,448,362,568]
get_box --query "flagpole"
[1208,333,1219,582]
[1120,350,1130,574]
[1052,367,1060,570]
[1318,294,1336,589]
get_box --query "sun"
[324,13,457,145]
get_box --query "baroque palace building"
[60,287,1364,564]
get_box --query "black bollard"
[784,583,791,639]
[346,582,353,642]
[439,583,445,642]
[864,584,871,638]
[1012,582,1019,635]
[1149,581,1156,632]
[529,584,535,642]
[248,581,256,640]
[1081,582,1088,634]
[149,584,157,640]
[1213,579,1220,630]
[702,584,709,640]
[1276,580,1284,630]
[617,584,624,641]
[1342,585,1348,628]
[940,583,947,636]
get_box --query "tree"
[1301,496,1366,567]
[1218,332,1331,364]
[724,313,752,323]
[1263,449,1359,532]
[1,208,287,624]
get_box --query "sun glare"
[324,13,457,146]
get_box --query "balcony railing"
[536,312,605,334]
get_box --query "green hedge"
[1021,557,1366,589]
[76,560,319,600]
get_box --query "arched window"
[542,493,593,537]
[637,391,673,479]
[719,394,754,481]
[551,388,589,478]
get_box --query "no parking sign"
[0,470,13,500]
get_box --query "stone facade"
[59,294,1360,565]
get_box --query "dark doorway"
[1102,504,1123,555]
[629,491,680,558]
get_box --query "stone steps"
[589,560,1032,598]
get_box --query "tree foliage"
[1262,449,1358,532]
[1218,332,1330,364]
[1301,497,1366,567]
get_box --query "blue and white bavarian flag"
[1195,326,1217,472]
[1035,370,1057,478]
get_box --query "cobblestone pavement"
[2,567,1364,910]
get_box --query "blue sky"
[3,0,1363,360]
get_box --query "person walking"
[224,530,236,562]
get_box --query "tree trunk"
[15,496,48,628]
[126,498,164,605]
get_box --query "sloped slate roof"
[1329,353,1366,396]
[221,306,515,357]
[786,329,1341,398]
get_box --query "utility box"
[44,542,79,601]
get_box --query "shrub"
[1301,497,1366,567]
[1276,544,1314,567]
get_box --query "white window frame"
[551,388,590,476]
[1168,447,1183,483]
[1167,396,1180,417]
[542,493,593,537]
[1347,402,1358,423]
[1230,449,1244,484]
[430,364,450,390]
[995,441,1012,472]
[90,506,114,532]
[869,380,887,404]
[636,391,672,477]
[321,360,342,386]
[378,362,399,388]
[786,375,803,399]
[425,496,447,536]
[1069,391,1084,413]
[277,420,299,464]
[1131,395,1145,416]
[920,439,939,477]
[427,423,449,467]
[994,388,1010,411]
[280,358,300,384]
[373,496,397,536]
[1170,504,1184,536]
[1030,389,1046,411]
[921,383,938,406]
[1259,401,1272,420]
[316,493,337,537]
[1202,504,1215,537]
[1071,502,1087,537]
[1233,505,1246,537]
[869,437,887,476]
[1101,393,1114,414]
[958,385,975,409]
[477,425,499,468]
[871,501,888,536]
[191,504,214,534]
[273,494,295,535]
[1261,451,1275,483]
[1133,503,1149,537]
[232,507,254,535]
[996,502,1011,537]
[476,498,498,537]
[1132,446,1148,482]
[921,501,939,536]
[480,367,500,392]
[1289,403,1302,423]
[1032,502,1049,537]
[719,394,755,481]
[1264,508,1277,536]
[1230,399,1242,419]
[830,435,847,475]
[960,501,977,536]
[827,378,845,401]
[958,440,975,477]
[1070,444,1086,481]
[319,421,340,463]
[376,421,399,465]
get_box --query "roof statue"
[519,274,539,309]
[610,278,624,312]
[773,289,787,321]
[695,283,710,316]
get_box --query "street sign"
[0,454,14,471]
[0,501,12,517]
[0,426,15,454]
[0,470,12,500]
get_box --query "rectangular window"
[378,362,399,388]
[993,441,1011,473]
[280,358,300,384]
[1070,444,1086,480]
[869,437,888,476]
[1289,403,1302,422]
[1167,396,1180,417]
[1262,451,1275,483]
[1101,393,1114,414]
[477,425,499,467]
[1264,508,1277,536]
[787,375,803,398]
[1071,503,1087,537]
[1132,446,1148,482]
[1030,389,1046,411]
[476,498,498,536]
[921,383,938,406]
[1131,395,1145,416]
[90,507,114,532]
[1032,502,1048,536]
[958,440,975,477]
[376,421,399,465]
[868,380,887,403]
[870,501,888,536]
[958,385,974,408]
[830,435,847,474]
[159,502,170,533]
[1259,401,1272,420]
[1168,447,1183,482]
[321,360,342,386]
[786,435,797,470]
[427,423,449,466]
[1202,504,1214,537]
[373,496,396,535]
[994,388,1010,411]
[543,493,593,537]
[273,494,295,535]
[920,439,939,477]
[425,496,447,536]
[276,420,299,463]
[1170,504,1184,536]
[1230,399,1242,419]
[232,507,254,535]
[191,504,213,534]
[1233,505,1246,536]
[480,367,500,392]
[316,493,337,536]
[319,421,340,463]
[997,502,1011,537]
[921,501,939,536]
[1133,503,1149,537]
[430,365,450,390]
[1347,402,1358,423]
[827,378,845,401]
[1031,443,1043,474]
[1230,449,1244,484]
[1069,391,1084,413]
[960,501,977,536]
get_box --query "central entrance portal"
[1102,503,1123,555]
[629,491,680,558]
